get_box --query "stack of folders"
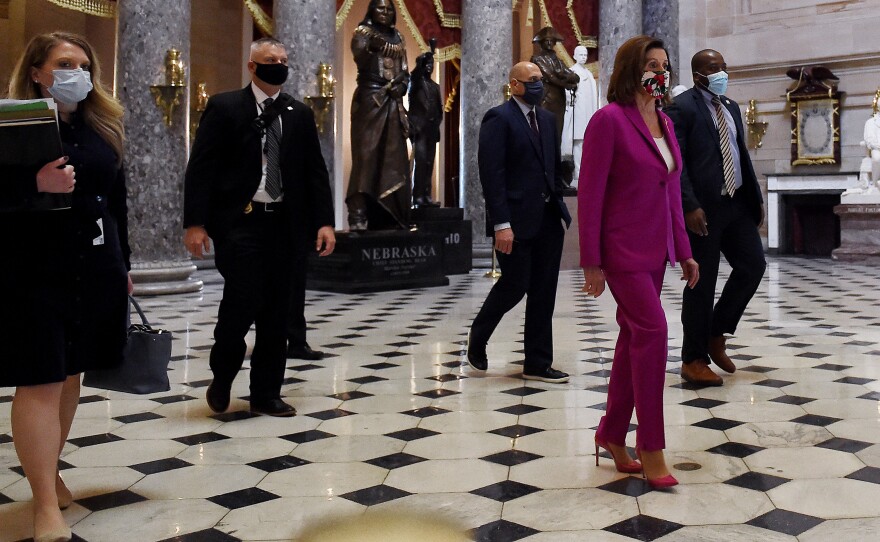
[0,98,70,210]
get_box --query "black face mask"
[254,62,288,85]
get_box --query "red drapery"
[541,0,599,53]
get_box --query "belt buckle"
[244,202,253,214]
[264,202,275,213]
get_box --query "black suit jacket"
[184,85,335,244]
[665,87,763,223]
[478,99,571,239]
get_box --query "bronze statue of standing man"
[347,0,411,231]
[408,42,443,208]
[530,27,579,149]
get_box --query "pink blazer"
[577,101,692,272]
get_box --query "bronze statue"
[408,42,443,208]
[530,27,579,148]
[347,0,411,231]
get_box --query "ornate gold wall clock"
[785,66,843,166]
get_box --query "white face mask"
[47,68,93,105]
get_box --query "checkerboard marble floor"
[2,256,880,541]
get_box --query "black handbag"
[83,295,172,394]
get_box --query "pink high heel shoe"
[635,448,678,489]
[594,437,642,474]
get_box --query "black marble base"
[411,207,471,275]
[307,230,449,293]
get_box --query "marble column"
[460,0,512,263]
[117,0,202,294]
[599,0,642,95]
[274,0,336,203]
[643,0,679,85]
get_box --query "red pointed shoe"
[594,437,643,474]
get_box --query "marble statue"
[408,43,443,208]
[347,0,411,231]
[561,45,598,187]
[843,111,880,198]
[530,27,579,149]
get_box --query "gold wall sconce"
[149,48,186,127]
[304,63,335,134]
[502,82,512,103]
[190,82,209,140]
[745,99,768,149]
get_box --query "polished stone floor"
[2,256,880,542]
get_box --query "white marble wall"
[460,0,512,249]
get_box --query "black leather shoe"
[523,367,570,383]
[287,343,326,360]
[206,381,231,413]
[466,330,488,371]
[250,398,297,417]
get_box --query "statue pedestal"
[831,203,880,263]
[412,207,472,275]
[307,230,449,293]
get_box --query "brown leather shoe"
[681,360,723,387]
[708,336,737,374]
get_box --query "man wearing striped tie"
[665,49,766,387]
[184,38,336,415]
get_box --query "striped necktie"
[711,96,736,197]
[527,110,539,134]
[262,98,282,200]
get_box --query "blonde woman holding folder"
[2,32,131,542]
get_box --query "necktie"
[711,96,737,197]
[262,97,282,200]
[527,110,539,134]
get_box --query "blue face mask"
[519,80,544,106]
[47,68,93,105]
[698,70,728,95]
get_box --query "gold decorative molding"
[244,0,274,36]
[566,0,597,48]
[431,0,460,28]
[336,0,357,30]
[46,0,115,17]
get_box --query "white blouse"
[654,136,675,174]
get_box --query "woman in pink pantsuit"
[578,35,699,489]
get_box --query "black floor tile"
[130,457,192,475]
[846,466,880,485]
[738,365,777,373]
[415,389,460,398]
[470,480,541,502]
[307,409,356,420]
[113,412,165,424]
[67,433,124,448]
[814,363,854,371]
[159,528,241,541]
[384,427,440,441]
[208,487,280,510]
[790,414,842,427]
[209,411,261,423]
[858,391,880,401]
[770,395,816,405]
[834,376,875,385]
[280,429,336,444]
[500,387,545,397]
[248,455,310,472]
[365,452,427,469]
[339,484,411,506]
[747,509,824,536]
[480,449,542,466]
[495,404,545,416]
[363,361,401,370]
[173,432,230,446]
[489,424,545,438]
[596,476,653,497]
[603,514,683,541]
[724,471,790,491]
[680,398,727,409]
[753,379,795,388]
[692,417,744,431]
[400,406,451,418]
[152,394,197,404]
[76,489,147,511]
[426,373,466,382]
[347,375,388,384]
[329,390,373,401]
[473,520,540,542]
[707,442,764,458]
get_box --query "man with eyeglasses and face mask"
[466,61,572,384]
[184,37,336,416]
[665,49,766,387]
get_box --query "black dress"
[0,114,130,387]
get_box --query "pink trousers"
[595,267,669,452]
